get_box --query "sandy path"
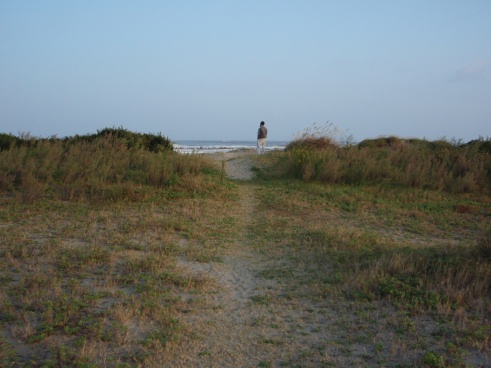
[172,152,275,366]
[168,151,359,367]
[169,151,313,367]
[206,148,258,181]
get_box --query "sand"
[164,150,490,367]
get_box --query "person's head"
[260,121,265,126]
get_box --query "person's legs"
[257,138,266,154]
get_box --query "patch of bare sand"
[205,149,258,181]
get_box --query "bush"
[0,129,219,202]
[285,136,337,151]
[272,134,491,194]
[358,136,405,149]
[0,133,20,151]
[64,126,173,153]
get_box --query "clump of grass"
[0,128,224,202]
[349,242,491,317]
[285,121,341,151]
[274,126,491,194]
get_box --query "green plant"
[374,341,383,352]
[0,129,224,202]
[271,134,491,194]
[423,351,444,367]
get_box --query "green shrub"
[0,133,19,151]
[272,135,491,194]
[0,128,220,202]
[64,126,173,153]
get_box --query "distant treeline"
[0,127,173,153]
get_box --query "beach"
[173,140,288,154]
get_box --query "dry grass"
[278,126,491,195]
[0,188,240,366]
[0,130,220,202]
[1,130,490,366]
[248,177,490,365]
[0,131,237,366]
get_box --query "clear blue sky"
[1,1,490,142]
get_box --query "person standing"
[257,121,268,154]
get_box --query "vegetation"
[278,124,491,195]
[0,128,220,202]
[0,127,173,153]
[0,126,490,366]
[0,128,236,366]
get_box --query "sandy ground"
[169,150,340,367]
[166,150,489,367]
[2,150,488,367]
[207,148,258,181]
[171,149,290,366]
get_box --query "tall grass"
[275,130,491,194]
[0,129,221,202]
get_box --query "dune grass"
[1,128,490,366]
[278,124,491,195]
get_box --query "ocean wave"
[173,141,287,154]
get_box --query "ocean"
[172,140,289,154]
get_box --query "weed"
[423,351,445,367]
[252,294,272,305]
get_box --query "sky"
[1,1,490,143]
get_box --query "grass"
[1,127,490,366]
[247,126,490,365]
[0,193,240,366]
[0,128,218,202]
[0,130,239,365]
[274,124,491,195]
[248,176,490,365]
